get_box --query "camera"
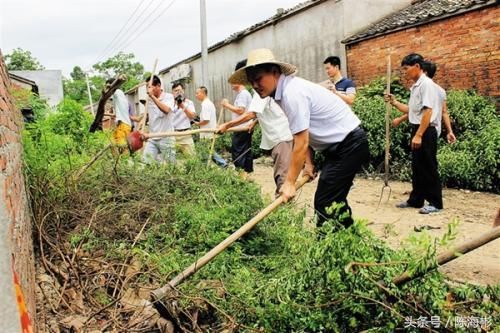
[175,94,185,105]
[190,115,200,125]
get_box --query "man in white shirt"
[218,84,293,194]
[229,49,369,228]
[171,82,196,157]
[221,60,254,174]
[141,75,176,164]
[194,86,227,167]
[385,55,448,214]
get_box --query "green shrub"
[353,78,499,193]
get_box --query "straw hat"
[228,48,297,85]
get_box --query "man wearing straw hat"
[229,49,369,228]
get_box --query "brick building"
[342,0,499,103]
[0,52,35,330]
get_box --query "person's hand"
[328,82,337,93]
[247,120,257,133]
[302,163,317,180]
[216,123,229,134]
[221,98,229,108]
[411,134,422,150]
[447,132,456,144]
[392,117,403,128]
[139,131,149,141]
[384,93,396,105]
[147,85,154,97]
[279,181,296,203]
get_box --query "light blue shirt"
[274,74,360,151]
[408,74,439,125]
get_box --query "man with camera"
[172,82,197,157]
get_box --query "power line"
[95,0,147,64]
[119,0,177,53]
[96,0,158,64]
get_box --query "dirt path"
[249,162,500,286]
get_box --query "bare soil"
[249,162,500,286]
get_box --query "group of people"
[107,48,454,228]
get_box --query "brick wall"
[345,6,499,101]
[0,51,36,329]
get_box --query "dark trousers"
[407,126,443,209]
[232,132,253,173]
[314,127,370,228]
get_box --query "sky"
[0,0,305,77]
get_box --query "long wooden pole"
[384,53,391,187]
[207,106,225,166]
[151,175,311,302]
[146,126,248,139]
[392,226,500,286]
[138,59,158,132]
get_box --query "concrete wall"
[0,53,35,332]
[154,0,411,120]
[345,5,500,102]
[10,70,64,108]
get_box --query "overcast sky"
[0,0,305,76]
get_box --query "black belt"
[175,128,190,132]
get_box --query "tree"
[5,48,45,71]
[93,52,144,91]
[70,66,86,81]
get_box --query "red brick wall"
[0,52,36,325]
[346,6,499,100]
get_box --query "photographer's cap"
[228,48,297,85]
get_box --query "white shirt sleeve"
[421,81,435,110]
[248,94,268,115]
[282,91,310,135]
[200,103,210,121]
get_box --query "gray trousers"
[271,140,293,194]
[142,138,176,164]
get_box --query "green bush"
[353,78,499,193]
[23,98,499,331]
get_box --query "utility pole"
[85,71,95,115]
[200,0,208,87]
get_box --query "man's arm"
[393,114,409,127]
[441,101,456,144]
[178,100,196,119]
[337,92,356,105]
[221,98,246,116]
[147,87,172,114]
[217,112,256,133]
[385,94,409,113]
[280,129,309,202]
[412,108,432,150]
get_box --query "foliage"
[63,69,105,107]
[353,78,499,192]
[215,125,264,160]
[93,52,144,91]
[23,108,499,331]
[5,47,45,71]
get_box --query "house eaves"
[342,0,497,45]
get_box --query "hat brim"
[228,61,297,85]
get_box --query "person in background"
[392,60,456,144]
[221,60,254,177]
[141,75,176,164]
[320,56,356,105]
[105,78,140,155]
[171,82,196,157]
[385,53,442,214]
[218,59,293,195]
[194,86,227,167]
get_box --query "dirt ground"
[249,162,500,286]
